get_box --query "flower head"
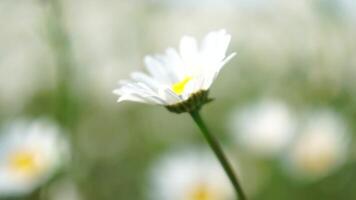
[284,110,350,180]
[0,118,69,197]
[148,148,234,200]
[113,30,235,113]
[229,100,296,157]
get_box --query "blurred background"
[0,0,356,199]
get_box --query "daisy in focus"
[0,118,69,197]
[229,100,296,157]
[284,110,350,180]
[149,149,234,200]
[113,29,236,113]
[115,30,246,199]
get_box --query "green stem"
[190,110,247,200]
[44,0,78,129]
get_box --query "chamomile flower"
[149,149,234,200]
[229,100,296,157]
[284,110,350,180]
[0,118,69,197]
[113,29,236,113]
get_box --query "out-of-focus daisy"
[0,118,69,197]
[113,29,235,113]
[285,110,350,180]
[149,148,234,200]
[229,100,296,157]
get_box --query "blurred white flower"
[0,118,69,197]
[285,110,350,180]
[229,100,296,157]
[149,148,234,200]
[113,29,235,106]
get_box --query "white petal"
[165,48,182,65]
[179,36,198,63]
[114,80,167,105]
[201,30,231,65]
[130,72,160,91]
[153,54,181,82]
[116,84,165,103]
[144,56,173,84]
[121,82,156,96]
[162,48,185,80]
[218,52,237,71]
[202,52,236,90]
[118,94,163,105]
[216,31,231,60]
[118,95,151,104]
[182,76,205,98]
[160,88,182,105]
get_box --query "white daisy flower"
[229,100,296,157]
[0,118,69,197]
[113,29,236,113]
[149,148,234,200]
[285,110,350,180]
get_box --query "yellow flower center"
[10,151,40,176]
[187,184,218,200]
[172,76,192,95]
[300,150,336,174]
